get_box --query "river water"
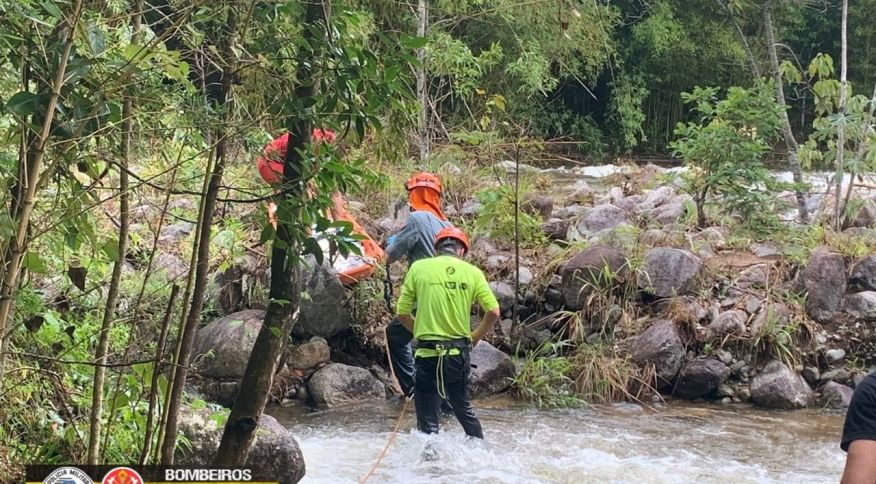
[271,399,846,483]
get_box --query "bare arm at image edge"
[396,265,417,334]
[842,440,876,484]
[471,271,500,346]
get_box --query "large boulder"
[287,337,331,371]
[577,204,628,233]
[541,218,571,241]
[674,358,730,399]
[639,248,702,298]
[176,408,305,484]
[308,363,384,409]
[193,310,264,379]
[630,320,685,390]
[844,292,876,321]
[648,201,686,225]
[208,255,268,313]
[489,281,516,313]
[294,259,355,339]
[750,360,815,409]
[850,256,876,291]
[821,381,854,409]
[800,248,846,322]
[468,341,516,398]
[560,245,628,310]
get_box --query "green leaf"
[259,223,275,244]
[41,1,63,19]
[102,239,120,262]
[304,237,323,265]
[87,22,106,55]
[23,251,48,274]
[4,91,38,117]
[269,326,282,338]
[400,33,428,49]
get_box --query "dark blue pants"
[414,347,483,438]
[385,317,416,397]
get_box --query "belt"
[414,338,469,358]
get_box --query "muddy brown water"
[270,398,846,483]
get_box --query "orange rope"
[359,397,410,484]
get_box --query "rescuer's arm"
[386,220,417,264]
[395,264,418,334]
[470,271,501,346]
[842,440,876,484]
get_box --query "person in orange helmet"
[396,227,500,438]
[384,172,452,398]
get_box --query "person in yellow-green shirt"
[396,227,500,438]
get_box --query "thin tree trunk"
[416,0,429,160]
[139,284,179,465]
[833,0,848,229]
[212,0,322,465]
[86,4,141,463]
[0,0,85,382]
[763,2,809,223]
[717,0,760,78]
[841,83,876,223]
[159,3,237,465]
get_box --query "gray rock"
[649,202,686,225]
[518,266,534,285]
[803,367,821,386]
[176,408,305,484]
[844,292,876,321]
[737,264,769,289]
[708,310,747,339]
[800,248,847,322]
[168,198,197,212]
[640,228,685,247]
[577,204,628,233]
[522,196,554,219]
[490,281,516,312]
[750,303,792,336]
[208,255,268,314]
[850,200,876,228]
[153,252,189,281]
[294,258,355,339]
[716,383,735,399]
[674,358,731,399]
[642,186,675,209]
[750,360,815,409]
[630,320,685,390]
[693,227,730,248]
[751,242,785,259]
[845,227,876,239]
[560,245,628,310]
[485,254,510,272]
[468,341,516,398]
[851,256,876,291]
[715,349,734,366]
[287,337,331,371]
[193,310,265,379]
[461,199,483,216]
[820,368,852,385]
[737,386,752,402]
[158,221,195,245]
[826,348,847,365]
[541,219,571,241]
[821,381,855,409]
[639,248,702,298]
[556,204,589,220]
[308,363,384,409]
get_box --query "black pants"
[386,317,416,396]
[414,347,483,438]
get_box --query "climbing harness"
[415,342,464,400]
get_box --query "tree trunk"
[763,2,809,223]
[833,0,849,229]
[0,0,85,382]
[841,83,876,221]
[159,3,238,464]
[416,0,429,160]
[85,4,141,463]
[212,0,323,465]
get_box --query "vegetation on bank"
[0,0,875,477]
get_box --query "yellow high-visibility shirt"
[396,254,499,342]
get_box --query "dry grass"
[571,343,656,404]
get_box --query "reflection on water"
[270,399,846,484]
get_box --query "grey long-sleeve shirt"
[386,210,452,266]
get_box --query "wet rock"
[737,386,752,402]
[707,310,747,339]
[308,363,384,409]
[716,383,735,399]
[577,204,628,233]
[522,196,554,219]
[820,368,852,385]
[293,258,355,339]
[193,310,264,379]
[176,408,305,483]
[749,303,792,336]
[158,221,195,245]
[844,292,876,321]
[715,349,733,366]
[630,320,685,390]
[674,358,730,399]
[639,248,702,298]
[803,367,820,386]
[468,341,516,398]
[541,219,570,241]
[821,381,855,409]
[287,337,331,371]
[826,348,847,365]
[751,361,815,409]
[490,281,516,313]
[800,248,846,323]
[560,245,628,310]
[850,256,876,291]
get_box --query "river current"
[271,398,846,483]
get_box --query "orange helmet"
[435,226,470,254]
[405,172,442,194]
